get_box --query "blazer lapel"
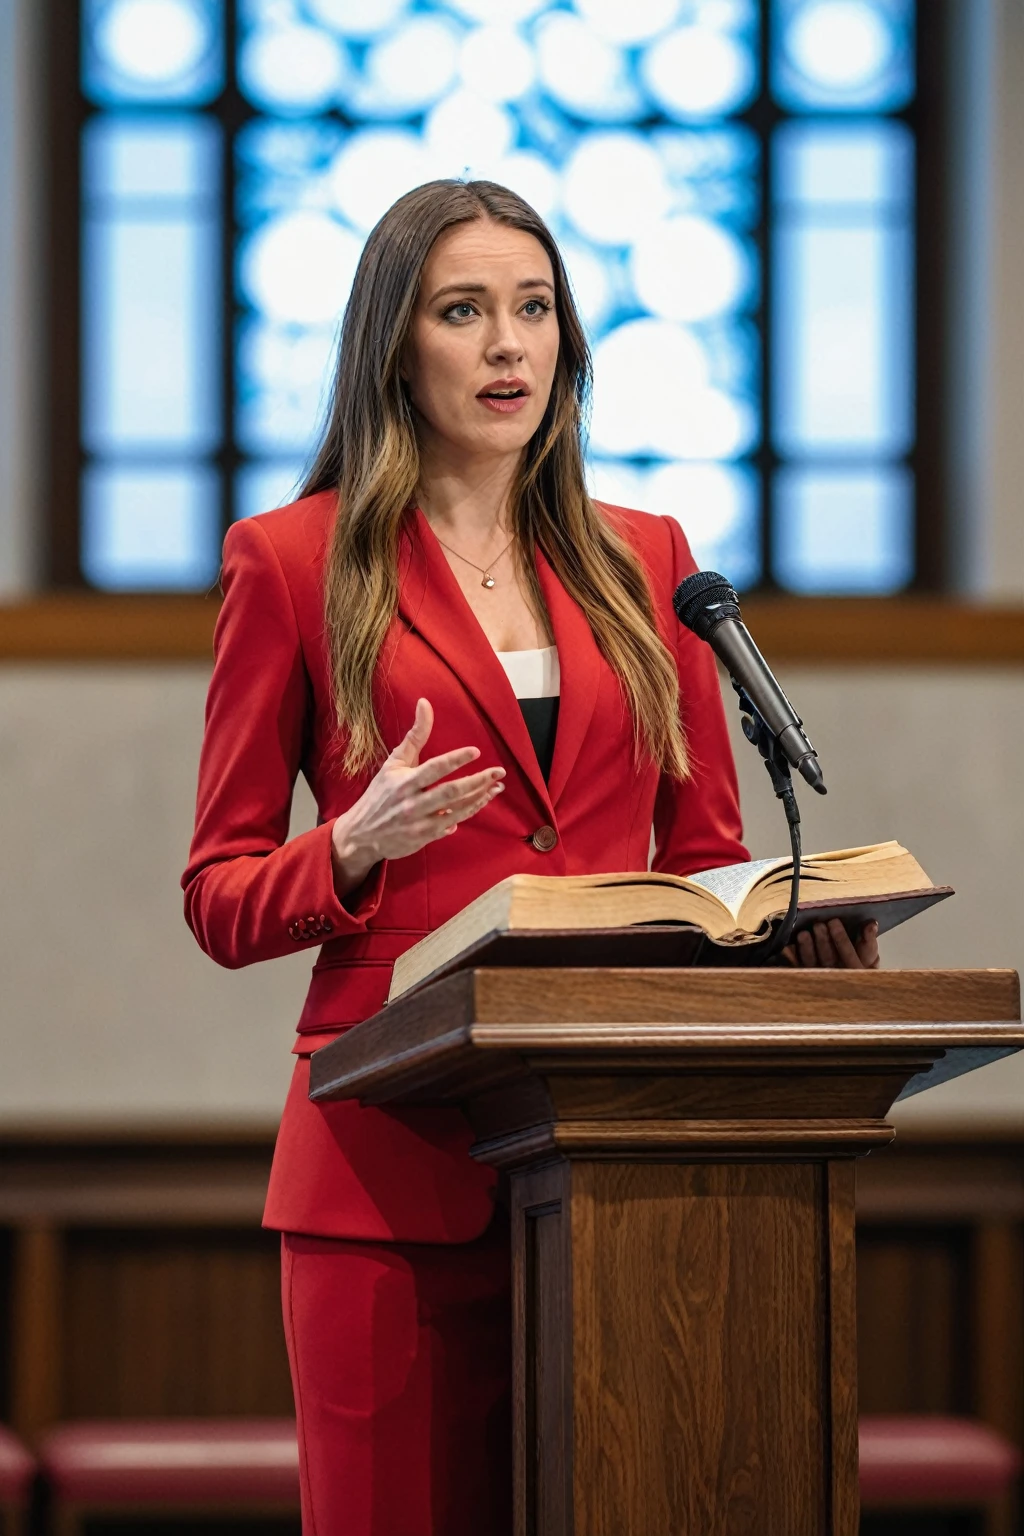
[535,544,602,808]
[397,510,554,815]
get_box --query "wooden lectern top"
[310,966,1021,1106]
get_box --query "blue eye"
[445,302,475,321]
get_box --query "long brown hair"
[301,178,688,780]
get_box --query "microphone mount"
[673,569,823,958]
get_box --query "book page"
[686,856,790,919]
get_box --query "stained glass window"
[77,0,919,594]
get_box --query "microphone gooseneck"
[673,569,826,959]
[672,571,826,794]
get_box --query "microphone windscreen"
[672,570,741,641]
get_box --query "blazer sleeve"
[651,515,749,876]
[181,515,385,969]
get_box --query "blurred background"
[0,1,1022,1532]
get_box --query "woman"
[183,179,878,1535]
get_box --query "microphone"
[673,570,826,794]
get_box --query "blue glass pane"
[234,459,306,521]
[589,460,761,589]
[773,465,912,592]
[82,117,222,452]
[83,0,224,105]
[772,0,914,112]
[771,122,913,455]
[82,463,221,589]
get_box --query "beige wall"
[0,662,1021,1132]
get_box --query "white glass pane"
[82,119,221,452]
[772,0,914,112]
[83,0,224,105]
[85,114,213,198]
[774,120,912,207]
[234,460,306,521]
[772,124,913,455]
[773,466,912,593]
[82,464,220,589]
[83,217,220,448]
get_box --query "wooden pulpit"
[309,967,1023,1536]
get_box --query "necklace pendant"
[481,573,496,589]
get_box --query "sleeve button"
[531,825,558,853]
[320,915,333,934]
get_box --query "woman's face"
[402,219,561,465]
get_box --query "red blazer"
[182,492,747,1242]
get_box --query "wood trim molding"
[0,595,221,659]
[0,595,1023,663]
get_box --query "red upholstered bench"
[0,1425,35,1536]
[39,1418,299,1535]
[860,1415,1021,1528]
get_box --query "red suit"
[183,493,746,1531]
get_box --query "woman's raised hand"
[330,698,505,897]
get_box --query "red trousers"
[281,1217,512,1535]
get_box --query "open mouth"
[477,383,530,414]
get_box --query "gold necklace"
[433,531,514,589]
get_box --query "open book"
[387,841,952,1002]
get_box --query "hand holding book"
[780,917,880,970]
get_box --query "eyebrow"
[425,277,555,305]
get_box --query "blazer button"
[531,824,558,853]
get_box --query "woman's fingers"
[804,915,835,964]
[795,929,817,967]
[427,777,504,823]
[856,920,881,968]
[390,698,435,768]
[426,781,504,836]
[415,766,504,816]
[824,918,863,968]
[408,745,484,790]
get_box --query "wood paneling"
[0,1135,286,1440]
[569,1161,830,1536]
[857,1226,971,1415]
[62,1228,292,1419]
[10,1222,63,1441]
[829,1163,860,1536]
[1,596,1024,664]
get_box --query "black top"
[517,696,559,782]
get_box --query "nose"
[485,311,525,366]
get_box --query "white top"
[495,645,560,700]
